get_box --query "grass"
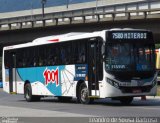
[157,85,160,96]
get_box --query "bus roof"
[32,32,86,43]
[3,28,152,51]
[3,31,103,50]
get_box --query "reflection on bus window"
[105,43,154,71]
[106,43,133,71]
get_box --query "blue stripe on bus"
[17,66,65,96]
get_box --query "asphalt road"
[0,88,160,123]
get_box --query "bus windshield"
[105,43,155,73]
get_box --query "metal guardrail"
[0,0,160,30]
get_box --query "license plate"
[132,89,141,93]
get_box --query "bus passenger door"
[9,53,17,94]
[88,40,100,97]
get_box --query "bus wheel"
[119,97,133,105]
[24,83,33,102]
[78,83,93,104]
[24,83,40,102]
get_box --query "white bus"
[2,29,157,104]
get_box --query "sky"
[0,0,95,13]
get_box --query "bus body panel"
[99,83,157,98]
[98,67,157,98]
[3,69,9,93]
[3,64,87,97]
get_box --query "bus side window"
[37,46,45,66]
[17,59,23,68]
[72,40,86,64]
[59,43,72,65]
[53,47,60,65]
[4,51,10,69]
[60,48,65,64]
[79,48,85,63]
[65,43,72,64]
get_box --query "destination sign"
[112,32,147,40]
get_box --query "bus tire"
[24,83,33,102]
[24,83,41,102]
[119,97,133,105]
[78,83,93,104]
